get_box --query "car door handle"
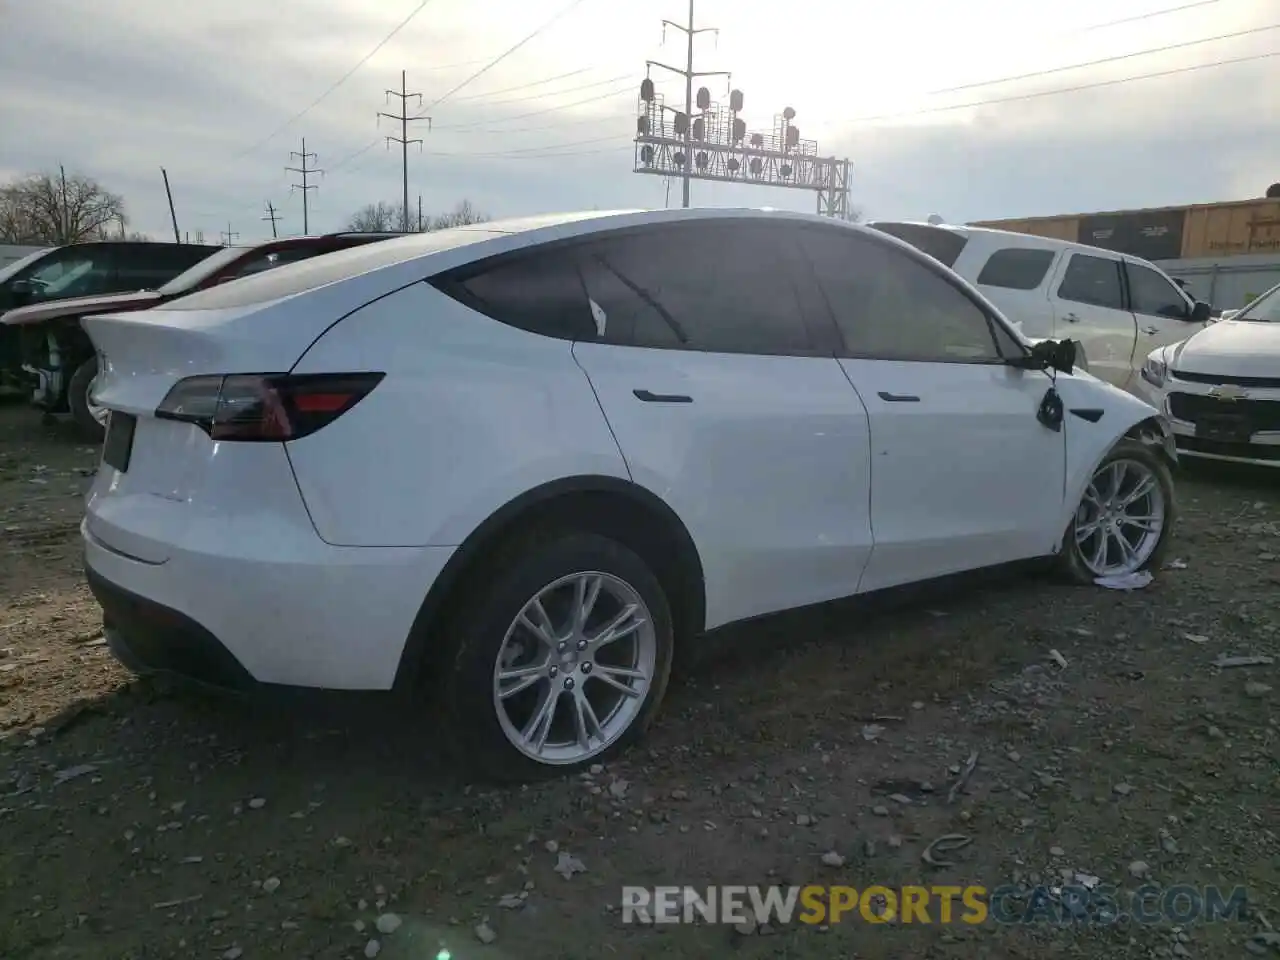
[1063,313,1080,323]
[633,389,693,403]
[1140,325,1159,335]
[877,391,920,402]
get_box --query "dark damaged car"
[1,232,405,439]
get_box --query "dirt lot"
[1,402,1277,960]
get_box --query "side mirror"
[1189,300,1212,324]
[1014,338,1077,374]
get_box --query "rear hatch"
[81,300,347,562]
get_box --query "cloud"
[1,0,1276,241]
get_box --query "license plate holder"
[1194,413,1252,443]
[103,412,136,473]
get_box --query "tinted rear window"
[166,229,508,310]
[867,222,968,267]
[975,248,1056,290]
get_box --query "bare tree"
[346,201,401,233]
[427,199,488,230]
[346,198,489,234]
[0,169,128,244]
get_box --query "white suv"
[81,208,1178,780]
[868,221,1212,391]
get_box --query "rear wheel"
[68,356,107,443]
[437,532,674,782]
[1058,439,1175,583]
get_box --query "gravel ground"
[1,402,1277,960]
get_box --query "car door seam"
[833,359,877,594]
[571,341,635,481]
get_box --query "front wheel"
[1058,439,1176,583]
[68,356,108,443]
[438,532,675,782]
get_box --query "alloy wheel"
[492,571,657,766]
[1073,458,1166,577]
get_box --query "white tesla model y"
[81,208,1179,780]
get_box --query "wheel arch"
[1058,410,1177,548]
[392,475,707,693]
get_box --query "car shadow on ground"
[38,560,1061,799]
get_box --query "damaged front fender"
[1125,414,1178,468]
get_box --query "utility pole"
[417,195,423,232]
[161,168,181,243]
[59,165,69,243]
[285,138,323,234]
[652,1,728,208]
[379,71,428,233]
[261,201,280,238]
[220,223,240,245]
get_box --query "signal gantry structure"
[632,76,853,218]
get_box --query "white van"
[868,221,1213,392]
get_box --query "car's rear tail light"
[156,373,384,441]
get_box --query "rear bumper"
[82,514,456,690]
[87,565,256,690]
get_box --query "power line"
[230,0,440,159]
[444,73,634,110]
[416,0,593,115]
[933,20,1280,94]
[851,47,1280,125]
[327,0,594,174]
[1080,0,1222,32]
[379,70,429,233]
[285,137,324,234]
[431,83,636,131]
[433,112,627,135]
[445,66,596,103]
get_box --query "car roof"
[870,219,1134,260]
[165,207,884,315]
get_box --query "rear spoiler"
[1,291,164,327]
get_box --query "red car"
[1,232,403,439]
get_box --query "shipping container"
[971,198,1280,261]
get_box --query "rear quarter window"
[867,222,968,268]
[975,248,1056,291]
[166,229,508,310]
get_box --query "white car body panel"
[78,207,1174,692]
[287,282,631,547]
[573,342,874,629]
[838,360,1066,591]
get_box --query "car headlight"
[1140,352,1169,388]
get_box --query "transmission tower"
[261,201,280,238]
[286,138,324,234]
[634,4,852,217]
[379,70,429,233]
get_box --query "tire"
[436,531,675,782]
[68,356,106,443]
[1057,438,1176,584]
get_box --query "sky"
[1,0,1277,243]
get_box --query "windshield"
[1233,282,1280,323]
[156,246,250,296]
[0,247,56,284]
[25,254,110,302]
